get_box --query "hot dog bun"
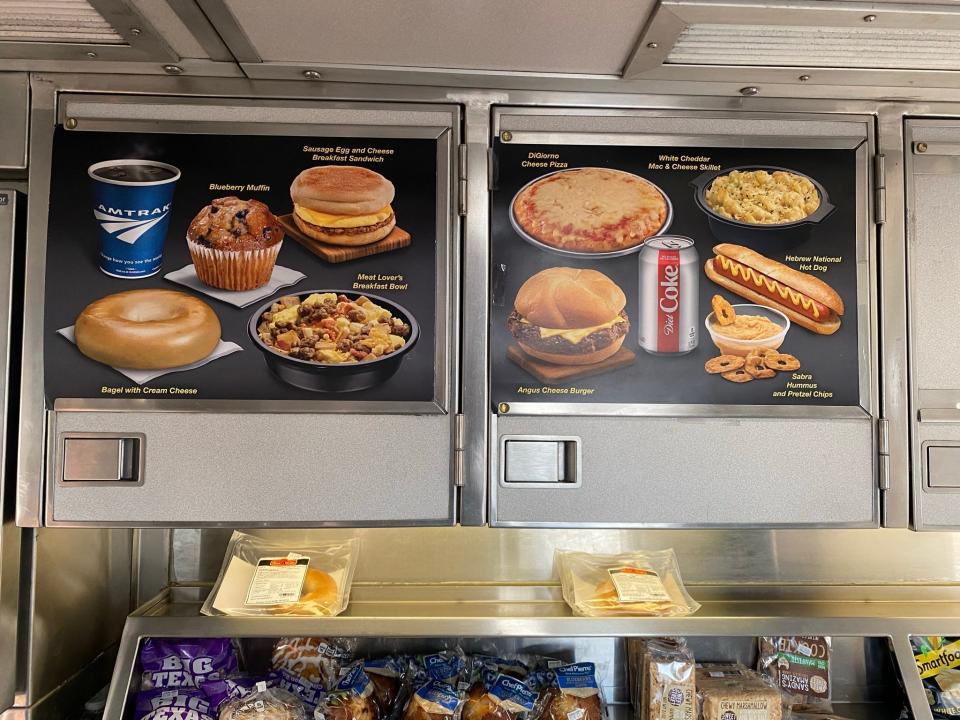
[713,244,843,315]
[705,259,841,335]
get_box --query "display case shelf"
[106,584,958,720]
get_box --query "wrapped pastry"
[220,683,306,720]
[134,689,215,720]
[463,673,537,720]
[697,665,782,720]
[402,681,466,720]
[535,663,603,720]
[271,638,355,710]
[315,663,381,720]
[364,657,407,718]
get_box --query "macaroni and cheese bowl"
[691,165,834,248]
[248,290,419,392]
[705,304,789,356]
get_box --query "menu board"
[44,127,439,402]
[490,141,862,407]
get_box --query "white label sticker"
[244,554,309,606]
[607,566,671,603]
[568,709,585,720]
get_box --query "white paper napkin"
[59,325,242,385]
[164,264,306,308]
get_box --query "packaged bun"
[402,681,466,720]
[201,532,359,618]
[315,663,381,720]
[534,663,603,720]
[556,550,699,617]
[135,689,215,720]
[271,638,355,710]
[139,638,238,690]
[463,674,538,720]
[220,683,306,720]
[364,657,407,718]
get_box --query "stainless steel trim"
[194,0,262,63]
[919,409,960,423]
[0,75,29,170]
[920,440,960,495]
[164,0,236,63]
[501,131,866,150]
[622,5,686,80]
[16,77,56,528]
[460,99,495,526]
[55,432,146,487]
[495,404,870,419]
[912,141,960,156]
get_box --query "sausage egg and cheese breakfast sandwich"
[508,267,629,365]
[290,165,396,246]
[704,243,844,335]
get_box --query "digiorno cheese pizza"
[513,167,668,253]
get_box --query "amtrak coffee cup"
[88,159,181,278]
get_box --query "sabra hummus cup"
[186,197,284,291]
[705,303,789,356]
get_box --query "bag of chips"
[911,636,960,720]
[135,689,215,720]
[202,532,359,618]
[556,550,700,617]
[139,638,239,690]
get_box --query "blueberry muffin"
[187,196,284,291]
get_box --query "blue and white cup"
[88,159,181,278]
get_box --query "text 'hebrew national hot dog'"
[703,243,844,335]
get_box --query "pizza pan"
[509,167,674,259]
[249,290,420,392]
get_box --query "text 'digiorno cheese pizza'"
[513,168,669,254]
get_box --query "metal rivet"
[739,86,759,96]
[501,131,513,142]
[65,117,78,129]
[917,142,928,153]
[647,42,659,49]
[498,403,510,414]
[303,70,322,80]
[162,64,184,75]
[86,51,97,58]
[798,74,811,82]
[863,14,877,22]
[130,27,142,36]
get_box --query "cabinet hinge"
[457,144,468,216]
[877,417,890,491]
[873,154,886,225]
[453,413,465,487]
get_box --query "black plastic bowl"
[691,165,834,250]
[248,290,420,393]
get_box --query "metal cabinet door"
[481,107,879,528]
[18,85,460,527]
[905,120,960,529]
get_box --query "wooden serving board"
[507,344,637,384]
[278,214,411,264]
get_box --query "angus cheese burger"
[508,267,629,366]
[290,165,396,246]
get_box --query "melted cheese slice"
[294,203,392,229]
[522,316,625,344]
[717,255,822,319]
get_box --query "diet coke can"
[638,235,699,355]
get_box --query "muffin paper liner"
[188,237,282,291]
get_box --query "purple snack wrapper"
[134,688,215,720]
[140,638,239,690]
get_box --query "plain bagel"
[75,289,221,370]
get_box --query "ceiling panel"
[221,0,656,74]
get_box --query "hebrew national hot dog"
[704,243,843,335]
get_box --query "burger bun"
[515,268,626,328]
[291,165,395,216]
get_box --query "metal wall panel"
[49,412,453,526]
[0,74,28,170]
[493,415,876,526]
[486,108,878,528]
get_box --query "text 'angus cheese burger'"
[290,165,396,246]
[704,243,843,335]
[508,267,629,366]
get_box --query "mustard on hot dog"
[704,243,843,335]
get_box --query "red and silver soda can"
[638,235,699,355]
